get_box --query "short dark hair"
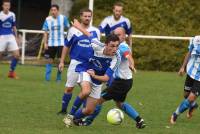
[2,0,10,4]
[105,33,120,44]
[113,2,124,9]
[51,4,59,10]
[80,8,92,16]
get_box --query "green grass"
[0,64,199,134]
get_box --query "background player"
[99,2,133,47]
[170,36,200,124]
[0,0,19,79]
[42,4,69,81]
[57,8,100,115]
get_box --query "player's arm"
[125,52,136,73]
[87,69,110,82]
[127,34,133,49]
[43,32,48,50]
[126,19,133,48]
[13,26,17,38]
[178,52,191,76]
[59,46,69,72]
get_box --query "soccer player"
[0,0,19,79]
[42,4,69,81]
[99,2,133,47]
[170,36,200,124]
[63,33,121,127]
[76,27,146,129]
[57,9,100,115]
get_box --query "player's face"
[2,2,11,13]
[106,41,119,56]
[80,12,92,26]
[113,6,123,20]
[51,7,59,17]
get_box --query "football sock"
[86,104,102,121]
[69,96,84,115]
[10,57,18,72]
[61,93,72,112]
[121,102,139,121]
[175,99,191,115]
[74,108,86,119]
[45,64,52,81]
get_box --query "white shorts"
[65,59,80,87]
[89,83,103,99]
[0,35,19,52]
[78,72,102,99]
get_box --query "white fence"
[18,29,192,65]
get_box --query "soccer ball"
[107,108,124,125]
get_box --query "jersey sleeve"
[105,52,121,78]
[126,18,132,35]
[64,16,70,28]
[42,19,49,31]
[12,13,16,27]
[188,37,194,52]
[98,18,108,33]
[91,39,104,51]
[65,28,74,47]
[119,44,131,58]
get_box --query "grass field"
[0,64,199,134]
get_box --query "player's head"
[2,0,11,13]
[80,8,92,26]
[113,2,123,20]
[104,34,120,56]
[114,27,126,43]
[50,4,59,18]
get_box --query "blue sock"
[121,102,139,121]
[175,99,191,115]
[61,93,72,112]
[10,58,18,72]
[69,96,84,115]
[56,70,62,81]
[86,104,102,121]
[45,64,52,81]
[74,109,86,120]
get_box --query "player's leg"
[183,75,199,118]
[56,46,63,82]
[58,63,79,115]
[8,37,20,79]
[170,78,200,124]
[44,47,55,81]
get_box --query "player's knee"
[13,53,20,59]
[65,87,73,93]
[187,92,197,102]
[84,108,95,115]
[115,102,123,109]
[81,89,91,97]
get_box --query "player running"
[0,0,19,79]
[57,9,100,115]
[170,36,200,124]
[99,2,133,47]
[42,4,70,81]
[63,33,121,127]
[74,27,146,129]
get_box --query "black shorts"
[44,46,63,59]
[184,75,200,96]
[101,79,133,102]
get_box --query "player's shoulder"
[46,16,53,21]
[89,26,100,33]
[193,35,200,45]
[68,27,83,36]
[103,15,113,21]
[8,11,15,16]
[121,16,130,22]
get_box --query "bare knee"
[83,107,95,115]
[115,101,123,109]
[64,87,74,93]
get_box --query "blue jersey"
[42,14,70,47]
[99,15,132,36]
[65,26,100,63]
[76,45,121,85]
[0,11,16,35]
[187,36,200,81]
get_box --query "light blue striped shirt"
[187,36,200,81]
[42,14,69,47]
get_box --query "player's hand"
[178,67,185,76]
[44,43,48,50]
[129,65,137,73]
[59,62,64,72]
[87,69,95,77]
[71,19,81,29]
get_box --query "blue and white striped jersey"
[65,26,100,63]
[42,14,69,47]
[0,11,16,35]
[187,36,200,81]
[99,15,132,36]
[114,42,132,79]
